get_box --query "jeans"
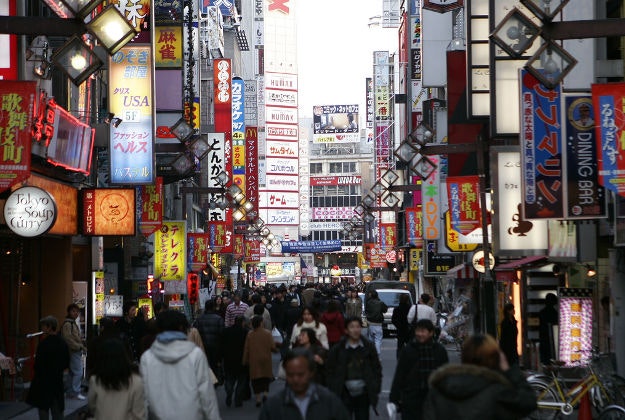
[224,369,248,405]
[367,324,383,354]
[67,350,83,395]
[343,393,370,420]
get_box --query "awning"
[446,263,477,279]
[494,255,547,281]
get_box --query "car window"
[377,292,412,307]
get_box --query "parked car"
[363,288,414,337]
[365,280,417,303]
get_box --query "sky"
[295,0,399,122]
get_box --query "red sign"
[244,239,261,262]
[366,244,387,269]
[139,176,163,236]
[405,206,423,246]
[0,81,35,193]
[187,273,199,305]
[187,232,211,272]
[446,175,480,235]
[379,223,397,250]
[233,234,244,259]
[209,221,233,253]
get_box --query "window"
[310,163,323,174]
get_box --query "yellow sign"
[138,298,154,319]
[409,248,421,270]
[154,221,187,281]
[445,212,479,252]
[155,26,182,67]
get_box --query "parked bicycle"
[525,350,625,419]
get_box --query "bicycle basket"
[591,353,616,377]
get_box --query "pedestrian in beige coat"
[242,316,279,407]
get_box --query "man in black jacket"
[389,319,449,419]
[326,316,383,420]
[221,315,248,407]
[193,299,224,381]
[260,347,348,419]
[365,290,387,354]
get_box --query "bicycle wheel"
[604,375,625,407]
[598,405,625,420]
[526,380,559,420]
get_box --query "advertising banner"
[366,78,374,128]
[591,82,625,198]
[232,77,245,192]
[154,221,186,281]
[208,221,232,253]
[138,176,163,236]
[245,240,261,262]
[109,46,155,184]
[405,206,423,247]
[155,26,182,67]
[81,188,136,236]
[558,288,593,366]
[446,175,480,235]
[563,95,605,218]
[266,140,297,157]
[187,232,211,272]
[520,69,563,219]
[374,51,390,120]
[0,81,35,192]
[280,240,342,253]
[312,104,359,143]
[379,223,397,250]
[423,156,441,240]
[246,127,259,215]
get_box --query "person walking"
[242,315,279,407]
[224,291,249,327]
[290,306,329,349]
[293,328,328,385]
[116,302,139,362]
[193,299,225,383]
[26,316,70,420]
[344,288,363,320]
[321,299,345,348]
[87,338,145,420]
[259,347,349,420]
[423,334,537,420]
[140,310,221,419]
[389,319,449,420]
[407,294,437,325]
[499,303,519,366]
[391,293,412,358]
[221,315,249,407]
[365,290,387,354]
[538,293,559,365]
[61,303,86,400]
[326,316,383,420]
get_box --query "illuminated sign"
[558,288,593,366]
[154,221,186,281]
[3,186,57,237]
[81,188,136,236]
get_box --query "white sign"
[471,250,495,273]
[3,186,57,237]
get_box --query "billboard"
[81,188,136,236]
[312,104,359,143]
[154,221,186,281]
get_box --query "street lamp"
[85,4,138,55]
[50,34,102,85]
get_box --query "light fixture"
[104,112,115,124]
[490,7,541,58]
[525,40,577,89]
[394,139,419,163]
[170,117,194,142]
[383,192,401,208]
[362,194,376,208]
[409,122,434,146]
[171,153,195,175]
[30,41,52,79]
[363,212,376,224]
[370,182,386,196]
[232,208,246,222]
[86,4,138,55]
[110,117,122,128]
[50,35,103,85]
[42,0,101,19]
[585,264,597,277]
[410,154,437,180]
[188,135,212,159]
[215,171,230,187]
[521,0,570,21]
[381,169,400,186]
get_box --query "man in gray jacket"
[260,347,348,420]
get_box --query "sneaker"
[75,394,86,400]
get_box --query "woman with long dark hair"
[87,338,145,419]
[499,303,519,366]
[294,328,328,385]
[290,306,329,349]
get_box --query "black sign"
[425,253,457,275]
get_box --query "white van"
[364,288,414,337]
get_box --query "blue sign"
[280,240,342,253]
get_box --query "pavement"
[0,338,462,420]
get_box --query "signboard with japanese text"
[109,46,155,184]
[379,223,397,250]
[155,26,182,67]
[311,207,356,220]
[558,288,593,366]
[265,174,298,191]
[232,77,245,192]
[245,127,259,215]
[446,175,480,234]
[0,81,35,192]
[563,95,606,218]
[310,176,362,186]
[187,232,211,272]
[280,240,342,253]
[81,188,136,236]
[405,206,423,247]
[423,156,441,240]
[425,247,457,275]
[520,69,564,219]
[591,82,625,198]
[266,141,298,158]
[366,78,374,128]
[204,132,227,222]
[265,208,298,225]
[26,174,77,235]
[494,149,548,254]
[113,0,150,38]
[208,221,232,253]
[154,220,186,281]
[374,51,391,120]
[366,244,387,269]
[259,191,299,208]
[266,157,297,175]
[245,239,261,262]
[444,212,479,252]
[312,104,359,143]
[138,176,163,236]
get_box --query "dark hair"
[420,294,431,304]
[253,303,265,316]
[123,301,137,315]
[326,299,340,313]
[545,293,558,306]
[503,303,515,318]
[233,315,245,327]
[344,315,362,328]
[92,338,134,391]
[297,328,320,347]
[251,294,261,304]
[298,306,320,328]
[414,319,435,332]
[461,334,500,370]
[66,303,79,314]
[99,317,115,331]
[153,302,167,313]
[282,347,316,372]
[369,290,378,299]
[205,299,216,313]
[40,316,58,332]
[251,315,263,329]
[156,310,189,332]
[399,294,411,306]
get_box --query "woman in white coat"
[289,306,329,349]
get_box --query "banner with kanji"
[154,221,186,281]
[379,223,397,250]
[520,69,564,219]
[0,81,35,192]
[208,221,232,253]
[591,82,625,198]
[405,206,423,247]
[187,232,211,272]
[446,175,480,234]
[138,176,163,236]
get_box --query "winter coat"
[325,336,383,408]
[391,302,411,344]
[87,373,145,420]
[321,311,345,345]
[290,321,329,349]
[365,298,387,324]
[344,297,362,320]
[26,334,70,411]
[389,338,449,419]
[221,324,249,375]
[423,363,537,420]
[259,383,350,420]
[193,311,224,356]
[242,327,277,380]
[499,317,519,365]
[61,317,85,352]
[140,334,221,420]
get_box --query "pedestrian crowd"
[25,282,538,420]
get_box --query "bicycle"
[526,352,625,419]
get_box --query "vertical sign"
[563,95,605,218]
[232,77,246,193]
[520,69,563,219]
[154,221,186,281]
[155,26,182,67]
[591,82,625,198]
[446,175,480,235]
[423,156,441,240]
[187,232,211,272]
[0,0,17,80]
[558,288,593,366]
[405,206,423,248]
[138,176,163,236]
[0,81,35,192]
[246,127,259,215]
[109,46,155,184]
